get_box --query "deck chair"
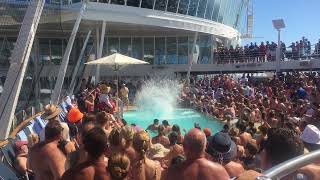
[0,162,19,180]
[16,131,28,142]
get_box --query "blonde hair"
[27,133,39,147]
[133,131,150,161]
[108,152,130,180]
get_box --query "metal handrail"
[260,149,320,180]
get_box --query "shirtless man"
[147,119,160,131]
[238,122,252,146]
[161,128,229,180]
[61,127,111,180]
[28,120,66,180]
[152,125,170,148]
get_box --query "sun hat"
[67,107,84,123]
[100,84,111,94]
[121,125,134,141]
[206,132,237,163]
[149,143,170,159]
[42,104,62,120]
[300,125,320,145]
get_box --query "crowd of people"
[10,72,320,180]
[214,37,319,64]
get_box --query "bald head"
[183,128,207,158]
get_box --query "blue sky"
[243,0,320,46]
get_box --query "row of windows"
[94,0,246,29]
[101,35,213,64]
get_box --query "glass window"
[167,0,178,13]
[217,0,227,23]
[0,38,15,66]
[212,0,220,21]
[141,0,154,9]
[51,39,63,65]
[178,37,188,64]
[144,37,154,64]
[196,0,207,18]
[111,0,125,4]
[108,37,119,55]
[199,35,211,64]
[178,0,189,14]
[155,37,165,64]
[166,37,177,64]
[120,38,131,56]
[187,0,199,16]
[127,0,140,7]
[205,0,215,20]
[154,0,166,11]
[39,39,50,62]
[132,37,143,60]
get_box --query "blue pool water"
[123,108,223,137]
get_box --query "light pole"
[272,19,285,75]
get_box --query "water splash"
[134,77,182,118]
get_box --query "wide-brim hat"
[100,84,111,94]
[149,143,170,159]
[301,125,320,145]
[42,104,62,120]
[206,132,237,163]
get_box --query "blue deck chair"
[32,116,46,135]
[23,123,35,137]
[0,162,19,180]
[0,141,16,168]
[16,131,28,141]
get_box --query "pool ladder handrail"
[256,149,320,180]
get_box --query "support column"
[95,21,106,84]
[68,30,92,95]
[276,29,281,74]
[34,38,41,111]
[51,2,86,104]
[0,0,45,139]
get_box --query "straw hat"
[100,84,111,94]
[149,143,170,159]
[300,125,320,145]
[42,104,62,120]
[67,107,84,123]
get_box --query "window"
[144,37,154,64]
[51,39,63,65]
[120,37,131,56]
[154,0,167,11]
[155,37,165,64]
[187,0,199,16]
[141,0,154,9]
[127,0,140,7]
[166,37,177,64]
[167,0,178,12]
[198,35,211,64]
[108,37,119,55]
[205,0,215,20]
[132,37,143,60]
[178,37,188,64]
[212,0,220,21]
[178,0,189,14]
[196,0,207,18]
[111,0,125,4]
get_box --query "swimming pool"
[123,108,223,137]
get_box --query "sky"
[243,0,320,46]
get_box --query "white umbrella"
[85,53,149,66]
[85,53,149,116]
